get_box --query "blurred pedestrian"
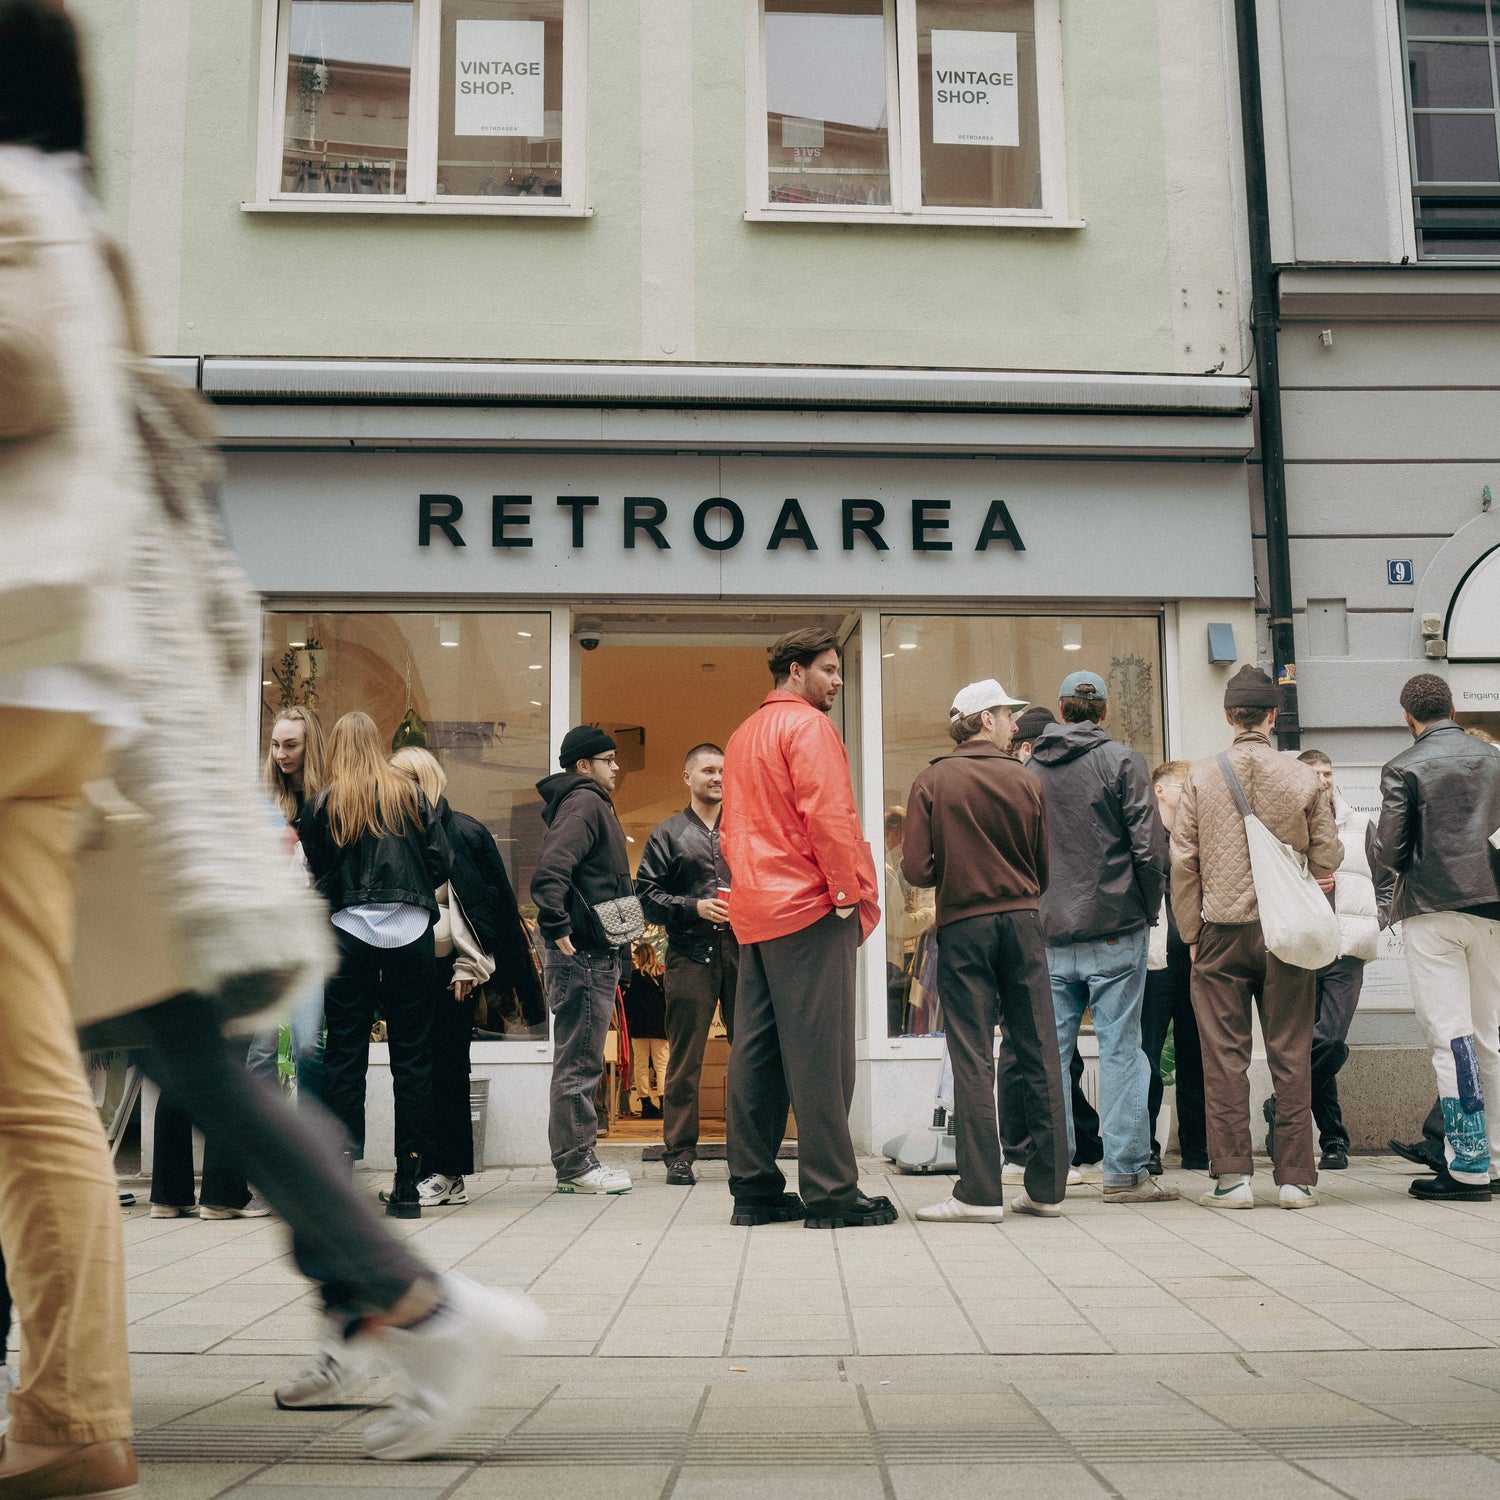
[1172,666,1342,1209]
[531,726,636,1194]
[1368,674,1500,1202]
[298,712,449,1216]
[636,743,740,1183]
[623,943,669,1119]
[390,746,543,1206]
[1027,671,1175,1204]
[721,628,889,1229]
[903,680,1069,1221]
[1289,750,1377,1173]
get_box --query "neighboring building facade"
[78,0,1260,1164]
[1254,0,1500,1138]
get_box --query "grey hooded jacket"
[1025,721,1167,946]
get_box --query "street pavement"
[120,1152,1500,1498]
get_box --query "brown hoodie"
[901,738,1049,926]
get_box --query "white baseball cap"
[950,678,1028,719]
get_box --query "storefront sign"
[453,19,544,138]
[931,30,1019,147]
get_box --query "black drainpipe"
[1234,0,1300,749]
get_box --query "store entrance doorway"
[576,610,854,1147]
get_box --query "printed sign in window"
[454,18,545,138]
[930,30,1018,147]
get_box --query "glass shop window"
[260,611,552,1039]
[264,0,584,211]
[755,0,1065,222]
[879,614,1164,1038]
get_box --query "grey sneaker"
[1103,1177,1181,1204]
[201,1193,273,1220]
[148,1202,197,1219]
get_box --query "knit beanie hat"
[1223,665,1279,710]
[1011,705,1057,743]
[559,724,617,768]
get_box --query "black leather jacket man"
[1367,720,1500,927]
[635,807,730,962]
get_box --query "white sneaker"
[364,1273,546,1460]
[149,1202,198,1218]
[1010,1191,1061,1218]
[1199,1174,1255,1209]
[201,1193,273,1220]
[274,1326,380,1409]
[417,1174,468,1207]
[1001,1163,1025,1184]
[1066,1168,1083,1187]
[915,1196,1004,1223]
[557,1165,631,1194]
[1279,1183,1319,1210]
[0,1363,15,1436]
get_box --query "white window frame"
[744,0,1078,228]
[247,0,591,217]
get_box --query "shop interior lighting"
[286,620,307,649]
[897,621,920,651]
[529,699,542,707]
[1061,622,1083,652]
[517,629,532,638]
[439,618,460,648]
[528,663,544,670]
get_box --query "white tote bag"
[1216,753,1340,971]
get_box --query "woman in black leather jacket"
[298,712,449,1216]
[389,747,543,1206]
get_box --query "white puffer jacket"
[1331,793,1379,962]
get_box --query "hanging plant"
[270,636,324,709]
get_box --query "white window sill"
[745,208,1084,230]
[242,199,592,218]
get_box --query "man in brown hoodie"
[901,679,1071,1221]
[1171,665,1342,1209]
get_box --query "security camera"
[573,619,603,651]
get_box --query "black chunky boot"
[384,1151,422,1219]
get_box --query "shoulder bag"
[1216,752,1340,971]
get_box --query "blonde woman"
[389,748,542,1205]
[298,712,449,1216]
[623,943,668,1119]
[250,705,329,1102]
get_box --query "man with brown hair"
[721,627,887,1229]
[1171,665,1342,1209]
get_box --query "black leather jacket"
[636,805,731,962]
[1368,720,1500,926]
[297,788,449,920]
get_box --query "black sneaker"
[1410,1167,1492,1203]
[665,1159,696,1187]
[1319,1147,1349,1171]
[803,1193,898,1229]
[731,1193,806,1226]
[1147,1148,1163,1178]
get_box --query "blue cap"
[1059,669,1108,701]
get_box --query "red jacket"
[721,689,880,944]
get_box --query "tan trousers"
[0,707,132,1444]
[1190,920,1316,1185]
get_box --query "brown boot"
[0,1437,139,1498]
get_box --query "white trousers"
[1403,910,1500,1184]
[630,1038,669,1108]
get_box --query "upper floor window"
[1402,0,1500,255]
[748,0,1073,227]
[252,0,588,214]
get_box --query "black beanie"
[559,724,617,768]
[1012,705,1057,743]
[1223,665,1279,711]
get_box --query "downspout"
[1234,0,1300,749]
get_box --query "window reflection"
[282,0,414,194]
[881,614,1163,1037]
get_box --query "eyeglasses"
[590,755,618,766]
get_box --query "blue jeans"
[545,947,621,1181]
[246,986,326,1105]
[1049,928,1151,1187]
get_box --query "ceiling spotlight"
[897,621,920,651]
[286,619,306,649]
[528,663,543,671]
[439,618,460,648]
[517,629,532,638]
[529,699,542,707]
[882,651,896,659]
[1061,621,1083,652]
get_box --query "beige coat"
[1170,731,1343,944]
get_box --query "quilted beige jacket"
[1170,731,1343,943]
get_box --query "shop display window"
[879,614,1164,1038]
[260,611,551,1038]
[753,0,1066,222]
[262,0,585,212]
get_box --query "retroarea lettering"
[459,57,541,96]
[934,68,1015,106]
[417,494,1025,554]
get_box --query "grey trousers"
[727,911,859,1216]
[941,910,1070,1206]
[662,929,739,1164]
[545,947,621,1181]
